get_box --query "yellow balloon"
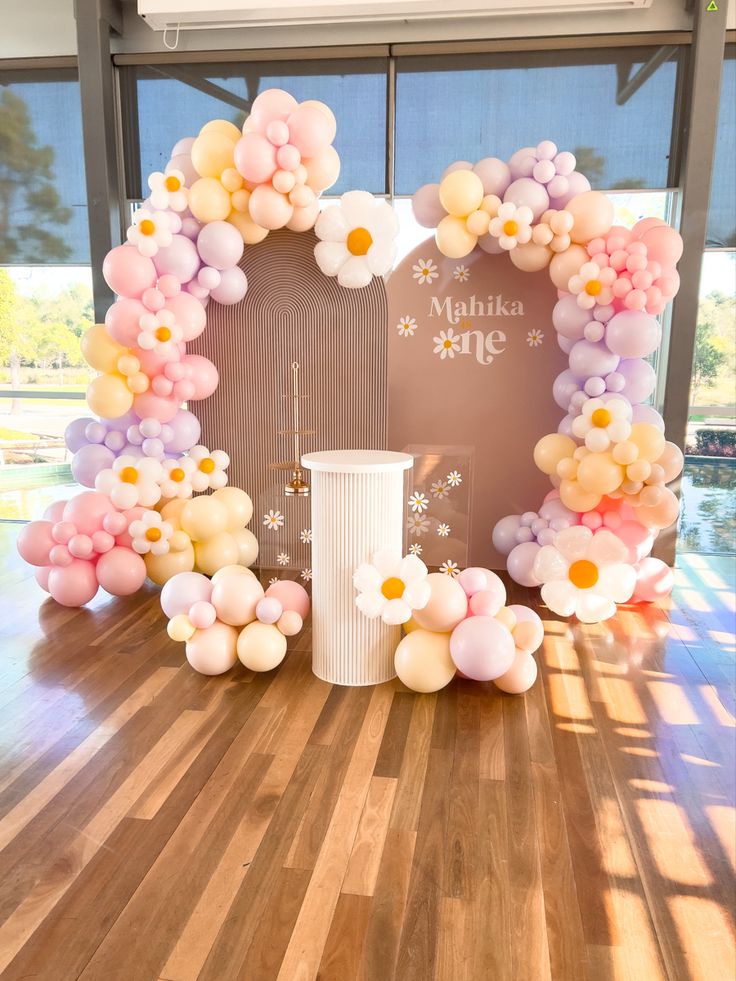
[227,208,269,245]
[435,215,477,259]
[199,118,243,142]
[168,613,196,642]
[211,564,257,583]
[237,621,288,672]
[211,486,253,529]
[629,423,666,463]
[559,478,601,513]
[576,451,624,495]
[549,243,589,291]
[191,130,236,178]
[86,373,133,418]
[180,496,229,541]
[303,145,341,192]
[188,177,232,223]
[534,433,576,475]
[438,169,484,218]
[220,167,244,193]
[509,240,553,272]
[160,497,188,528]
[145,543,195,585]
[230,527,259,568]
[194,531,240,576]
[394,629,456,693]
[81,325,125,373]
[403,617,420,634]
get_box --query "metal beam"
[655,0,729,566]
[74,0,123,321]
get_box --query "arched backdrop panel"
[189,228,388,570]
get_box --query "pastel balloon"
[86,373,134,419]
[248,184,293,230]
[639,224,683,267]
[494,651,538,694]
[63,491,113,537]
[506,542,542,587]
[503,177,549,220]
[566,191,614,243]
[618,358,656,404]
[435,215,477,259]
[553,369,583,411]
[449,616,515,681]
[161,571,213,619]
[17,520,55,566]
[439,169,484,217]
[469,589,505,618]
[256,596,283,624]
[412,573,468,633]
[102,245,157,299]
[277,610,303,636]
[168,613,196,642]
[186,622,239,675]
[559,479,601,513]
[534,433,576,475]
[48,560,99,607]
[658,442,684,483]
[211,572,264,626]
[604,311,661,360]
[552,294,590,341]
[286,103,334,157]
[211,564,257,583]
[234,132,278,183]
[507,605,545,652]
[509,241,552,272]
[265,579,310,619]
[303,145,341,192]
[145,543,196,584]
[569,339,620,380]
[394,629,456,693]
[152,234,200,284]
[188,177,232,223]
[472,156,511,196]
[237,621,288,672]
[210,266,248,305]
[577,452,624,495]
[616,521,656,564]
[81,325,125,373]
[64,417,93,453]
[166,409,202,453]
[96,546,147,596]
[196,220,244,269]
[191,130,236,178]
[227,527,258,568]
[549,244,589,291]
[458,566,492,598]
[633,486,679,530]
[547,170,590,209]
[72,443,115,487]
[632,557,674,602]
[212,486,253,530]
[194,531,240,576]
[412,183,445,227]
[492,515,522,556]
[188,600,217,629]
[629,422,666,462]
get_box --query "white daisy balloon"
[147,169,188,212]
[314,190,399,289]
[126,208,173,258]
[571,397,632,453]
[188,445,229,492]
[488,202,533,251]
[353,549,431,625]
[159,456,196,499]
[568,260,617,310]
[137,309,183,359]
[129,510,174,556]
[95,455,164,510]
[533,526,636,623]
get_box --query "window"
[707,45,735,249]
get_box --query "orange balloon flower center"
[145,527,162,542]
[347,227,373,256]
[591,408,612,428]
[170,467,185,482]
[585,278,602,296]
[139,219,156,236]
[568,559,599,589]
[164,175,181,191]
[503,219,518,237]
[120,466,138,483]
[381,576,405,600]
[155,326,172,342]
[199,458,215,473]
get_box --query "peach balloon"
[559,478,601,513]
[629,423,666,463]
[534,433,576,475]
[507,605,544,652]
[567,191,614,244]
[394,629,456,693]
[144,543,195,585]
[81,325,125,373]
[211,564,257,583]
[549,243,589,290]
[412,573,468,633]
[303,145,341,191]
[191,130,236,178]
[495,606,517,630]
[237,621,287,672]
[194,531,240,576]
[185,622,239,675]
[180,496,229,541]
[439,169,484,217]
[435,215,477,259]
[188,177,232,223]
[86,374,133,419]
[168,613,196,642]
[228,209,270,245]
[509,240,552,272]
[576,452,624,496]
[494,650,538,694]
[277,610,303,636]
[199,119,242,142]
[658,441,684,483]
[211,571,264,625]
[266,579,310,619]
[286,201,320,233]
[633,487,679,530]
[248,184,293,230]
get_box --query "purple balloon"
[558,335,574,355]
[64,417,94,453]
[153,234,201,284]
[503,178,549,221]
[411,183,445,228]
[167,152,199,188]
[569,339,620,380]
[605,310,661,360]
[506,541,542,587]
[557,413,576,438]
[105,409,140,431]
[472,157,511,197]
[441,160,474,179]
[477,232,504,255]
[210,266,248,305]
[548,171,591,209]
[553,369,582,411]
[166,409,201,453]
[632,404,665,431]
[492,514,522,556]
[71,443,115,487]
[197,221,244,270]
[449,616,515,681]
[179,216,203,241]
[552,294,590,341]
[618,358,657,404]
[160,571,212,619]
[171,136,195,157]
[507,146,537,180]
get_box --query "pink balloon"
[234,132,278,183]
[450,616,515,681]
[286,104,333,157]
[105,297,148,347]
[457,567,490,597]
[210,266,248,305]
[181,354,219,400]
[153,234,201,285]
[189,600,217,629]
[411,183,445,228]
[48,559,99,607]
[50,544,73,567]
[164,291,207,341]
[639,225,683,268]
[133,390,181,423]
[631,217,667,239]
[96,546,147,596]
[161,571,212,618]
[43,499,68,523]
[265,579,310,619]
[248,184,293,230]
[17,520,55,566]
[615,521,656,565]
[248,88,298,130]
[91,530,115,553]
[185,622,238,675]
[632,557,674,602]
[103,245,157,299]
[52,520,77,544]
[469,588,505,617]
[63,491,114,537]
[68,533,94,559]
[35,566,51,592]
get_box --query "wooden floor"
[0,526,734,981]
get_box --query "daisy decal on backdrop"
[263,509,284,531]
[407,514,430,537]
[276,552,290,566]
[189,445,229,492]
[300,528,312,544]
[314,190,399,289]
[533,526,636,624]
[408,491,429,513]
[396,315,417,338]
[300,569,312,582]
[437,523,451,537]
[568,260,617,310]
[268,577,279,586]
[453,264,470,283]
[571,397,632,453]
[126,208,173,258]
[433,327,461,360]
[159,457,195,500]
[527,329,545,347]
[430,480,449,500]
[137,310,182,359]
[129,510,174,556]
[446,470,462,487]
[408,543,423,556]
[95,456,163,510]
[488,202,533,251]
[412,258,438,285]
[147,169,188,212]
[440,559,459,577]
[353,550,431,625]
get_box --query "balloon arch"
[17,90,684,691]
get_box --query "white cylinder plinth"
[302,450,413,686]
